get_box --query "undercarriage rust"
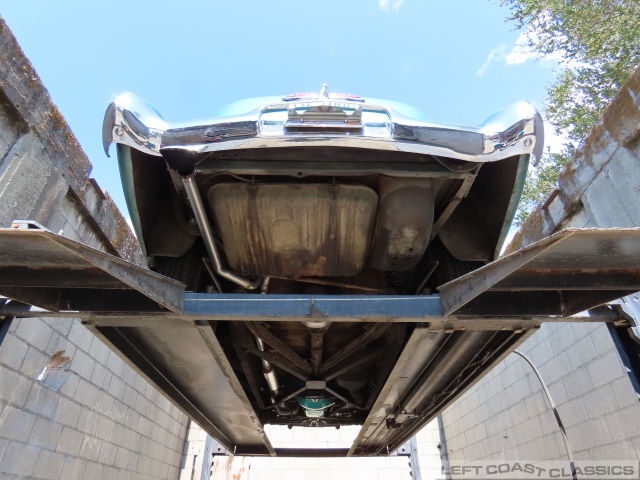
[223,317,407,426]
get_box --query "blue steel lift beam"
[0,225,638,456]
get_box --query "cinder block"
[589,440,636,461]
[124,430,141,452]
[101,371,113,391]
[24,382,59,419]
[124,407,140,431]
[121,364,138,388]
[512,377,532,403]
[117,468,133,480]
[548,324,576,357]
[135,391,149,414]
[21,346,50,379]
[56,426,83,456]
[590,324,616,355]
[75,378,100,407]
[566,335,597,370]
[611,376,638,408]
[541,352,571,384]
[572,417,612,450]
[0,438,7,465]
[114,446,131,470]
[562,366,595,399]
[0,333,28,370]
[519,440,539,459]
[526,338,553,369]
[133,374,148,395]
[587,351,625,388]
[32,449,65,480]
[89,336,111,366]
[138,439,152,459]
[557,397,588,428]
[482,436,496,457]
[15,318,53,352]
[127,451,140,471]
[151,457,164,477]
[111,399,128,424]
[98,440,118,465]
[42,317,74,337]
[569,322,599,341]
[464,427,476,446]
[91,363,109,388]
[2,442,40,476]
[605,405,640,442]
[484,416,499,437]
[123,384,138,409]
[68,321,94,353]
[138,450,151,474]
[501,364,519,389]
[79,434,101,462]
[156,426,168,446]
[60,456,86,479]
[547,380,568,406]
[144,382,159,402]
[539,410,561,436]
[82,460,104,479]
[94,389,115,416]
[108,375,126,401]
[112,423,129,446]
[58,369,80,398]
[0,404,36,442]
[100,465,118,480]
[477,383,491,404]
[500,385,517,410]
[29,416,62,449]
[0,366,32,406]
[76,407,99,436]
[488,374,505,398]
[471,439,485,460]
[581,384,619,419]
[136,416,150,438]
[96,415,116,442]
[106,350,125,379]
[71,348,95,380]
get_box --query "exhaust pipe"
[256,336,279,395]
[182,174,261,290]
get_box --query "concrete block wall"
[1,317,189,479]
[0,17,189,479]
[440,65,640,464]
[441,322,640,464]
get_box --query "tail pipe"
[181,174,261,290]
[256,337,280,396]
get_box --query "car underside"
[101,86,546,451]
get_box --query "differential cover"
[208,183,378,277]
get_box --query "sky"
[0,0,564,214]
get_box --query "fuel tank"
[208,183,378,277]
